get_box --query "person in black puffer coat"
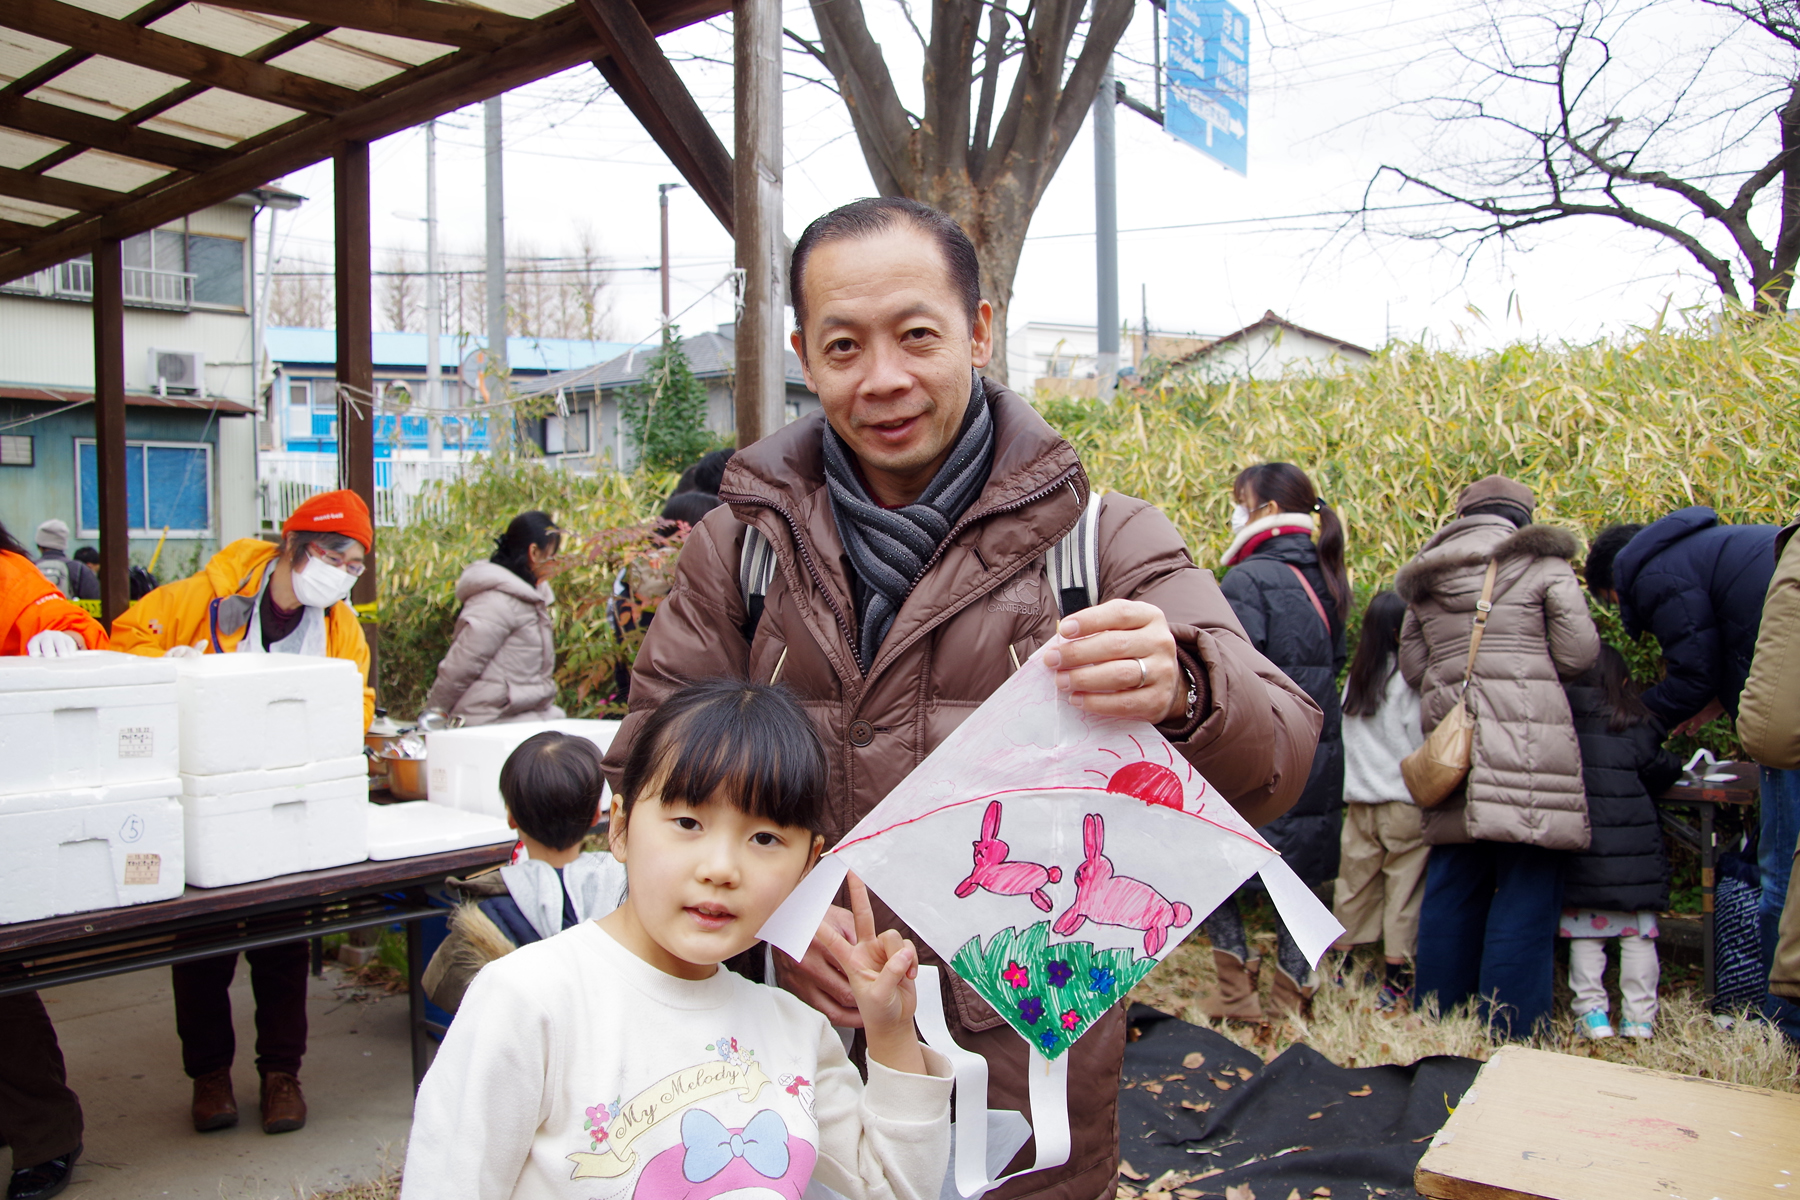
[1203,462,1349,1019]
[1558,644,1681,1040]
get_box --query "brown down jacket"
[1396,515,1600,851]
[423,560,564,726]
[1738,517,1800,770]
[600,379,1321,1200]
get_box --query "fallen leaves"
[1119,1161,1148,1182]
[1224,1186,1257,1200]
[1182,1051,1207,1069]
[1179,1099,1212,1113]
[1235,1067,1256,1081]
[1163,1073,1188,1081]
[1306,1112,1322,1120]
[1347,1085,1372,1097]
[1213,1077,1234,1091]
[1143,1082,1165,1094]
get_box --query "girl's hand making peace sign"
[815,872,928,1076]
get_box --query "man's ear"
[969,298,994,368]
[791,329,818,393]
[607,797,627,862]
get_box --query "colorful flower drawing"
[1061,1009,1082,1032]
[1089,966,1115,994]
[1018,997,1045,1025]
[1039,1029,1059,1051]
[1045,960,1074,987]
[1003,961,1030,988]
[585,1102,611,1127]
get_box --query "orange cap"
[283,489,373,551]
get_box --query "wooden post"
[92,237,130,625]
[733,0,784,446]
[334,140,378,689]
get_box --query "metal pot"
[364,709,410,778]
[383,751,429,801]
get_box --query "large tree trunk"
[807,0,1135,386]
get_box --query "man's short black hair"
[1585,523,1645,596]
[789,198,981,339]
[500,731,606,850]
[72,546,99,565]
[618,679,829,835]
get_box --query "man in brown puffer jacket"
[1395,475,1599,1039]
[601,198,1321,1200]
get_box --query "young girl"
[1559,644,1682,1039]
[403,680,952,1200]
[1329,591,1428,1011]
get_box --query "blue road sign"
[1165,0,1249,174]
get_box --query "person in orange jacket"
[111,489,376,1138]
[1,519,103,1199]
[112,489,376,729]
[0,519,108,657]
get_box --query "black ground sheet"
[1115,1006,1482,1199]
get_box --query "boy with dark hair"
[422,731,625,1014]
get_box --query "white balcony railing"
[259,452,476,529]
[0,261,195,310]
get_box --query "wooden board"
[1415,1046,1800,1199]
[1658,760,1760,808]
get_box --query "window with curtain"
[76,439,212,536]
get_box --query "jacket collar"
[1221,513,1315,567]
[1395,517,1580,605]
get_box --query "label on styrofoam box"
[123,852,161,885]
[118,727,154,757]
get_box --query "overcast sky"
[270,0,1772,358]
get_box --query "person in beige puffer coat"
[1395,475,1600,1039]
[423,511,566,726]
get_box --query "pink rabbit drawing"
[954,800,1063,911]
[1052,813,1193,955]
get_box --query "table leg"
[1701,801,1715,1009]
[407,919,430,1091]
[310,936,323,978]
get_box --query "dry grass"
[303,1173,400,1200]
[1130,930,1800,1093]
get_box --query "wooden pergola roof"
[0,0,738,285]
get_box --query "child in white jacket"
[403,680,952,1200]
[1330,591,1428,1010]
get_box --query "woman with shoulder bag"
[1206,463,1349,1019]
[1395,475,1599,1039]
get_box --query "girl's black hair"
[619,679,829,835]
[492,510,562,589]
[1234,461,1351,622]
[500,731,606,850]
[0,520,29,558]
[1342,590,1408,718]
[660,491,720,529]
[1574,643,1656,732]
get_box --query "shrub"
[621,326,717,474]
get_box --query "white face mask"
[1229,504,1250,534]
[291,556,355,609]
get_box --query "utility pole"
[484,96,508,418]
[734,0,786,446]
[1093,60,1119,400]
[425,119,443,460]
[658,182,682,325]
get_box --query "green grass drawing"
[950,921,1150,1060]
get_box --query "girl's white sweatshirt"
[1341,668,1424,804]
[402,921,953,1200]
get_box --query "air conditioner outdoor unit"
[149,348,205,395]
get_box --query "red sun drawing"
[1105,760,1185,810]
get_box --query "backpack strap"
[738,523,777,642]
[1286,564,1332,634]
[1048,486,1105,618]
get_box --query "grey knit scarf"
[823,371,995,672]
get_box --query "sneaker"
[1619,1021,1653,1039]
[1577,1010,1615,1040]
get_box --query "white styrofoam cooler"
[366,801,514,861]
[0,778,185,923]
[0,651,178,797]
[426,719,621,820]
[175,655,363,777]
[180,756,368,887]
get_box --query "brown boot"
[1268,965,1316,1019]
[260,1071,307,1134]
[1201,949,1264,1022]
[191,1067,238,1132]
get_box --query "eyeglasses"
[310,543,366,577]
